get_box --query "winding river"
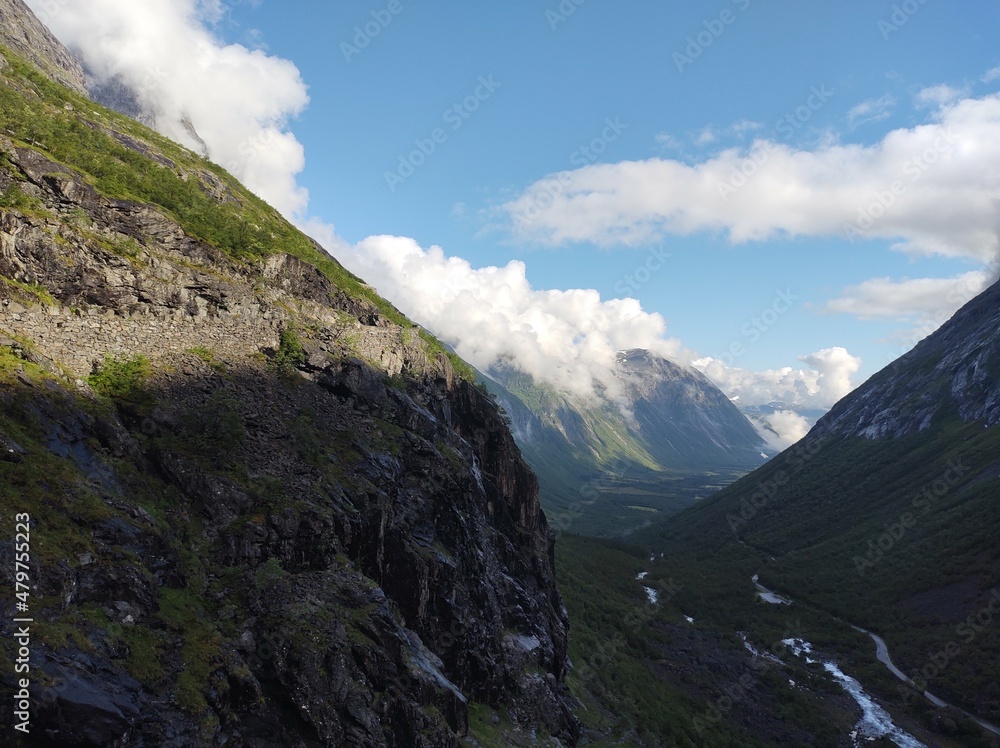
[754,577,1000,742]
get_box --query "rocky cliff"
[0,26,578,748]
[0,0,85,95]
[820,275,1000,439]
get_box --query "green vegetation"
[466,703,555,747]
[270,326,306,374]
[555,533,859,747]
[635,411,1000,738]
[416,328,476,381]
[0,181,41,210]
[187,345,227,373]
[0,276,54,306]
[88,353,151,401]
[0,45,476,382]
[158,587,223,714]
[481,370,754,537]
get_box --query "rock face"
[0,36,578,748]
[819,276,1000,439]
[615,349,768,467]
[489,350,766,476]
[0,0,87,95]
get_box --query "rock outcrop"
[0,0,87,95]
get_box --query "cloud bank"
[503,93,1000,264]
[694,347,862,412]
[341,235,684,404]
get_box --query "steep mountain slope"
[641,276,1000,738]
[617,349,767,467]
[484,349,768,536]
[0,32,578,748]
[0,0,85,95]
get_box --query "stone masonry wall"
[0,301,282,378]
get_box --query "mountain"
[0,12,579,746]
[0,0,85,95]
[617,349,768,467]
[483,349,769,536]
[640,275,1000,738]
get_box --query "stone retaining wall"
[0,302,282,377]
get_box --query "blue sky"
[33,0,1000,440]
[220,1,997,369]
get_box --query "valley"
[0,1,997,746]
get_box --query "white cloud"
[331,236,866,414]
[502,93,1000,264]
[31,0,867,419]
[732,120,764,138]
[916,84,966,107]
[983,66,1000,84]
[824,269,997,353]
[693,347,862,411]
[26,0,311,219]
[758,410,812,450]
[655,132,682,150]
[335,235,686,404]
[847,95,894,128]
[695,127,717,146]
[825,270,992,322]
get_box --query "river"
[753,577,1000,744]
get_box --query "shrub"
[88,354,151,400]
[271,327,306,373]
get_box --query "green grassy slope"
[0,45,474,380]
[637,414,1000,731]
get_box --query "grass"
[158,587,223,714]
[0,276,55,306]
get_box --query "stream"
[752,577,1000,744]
